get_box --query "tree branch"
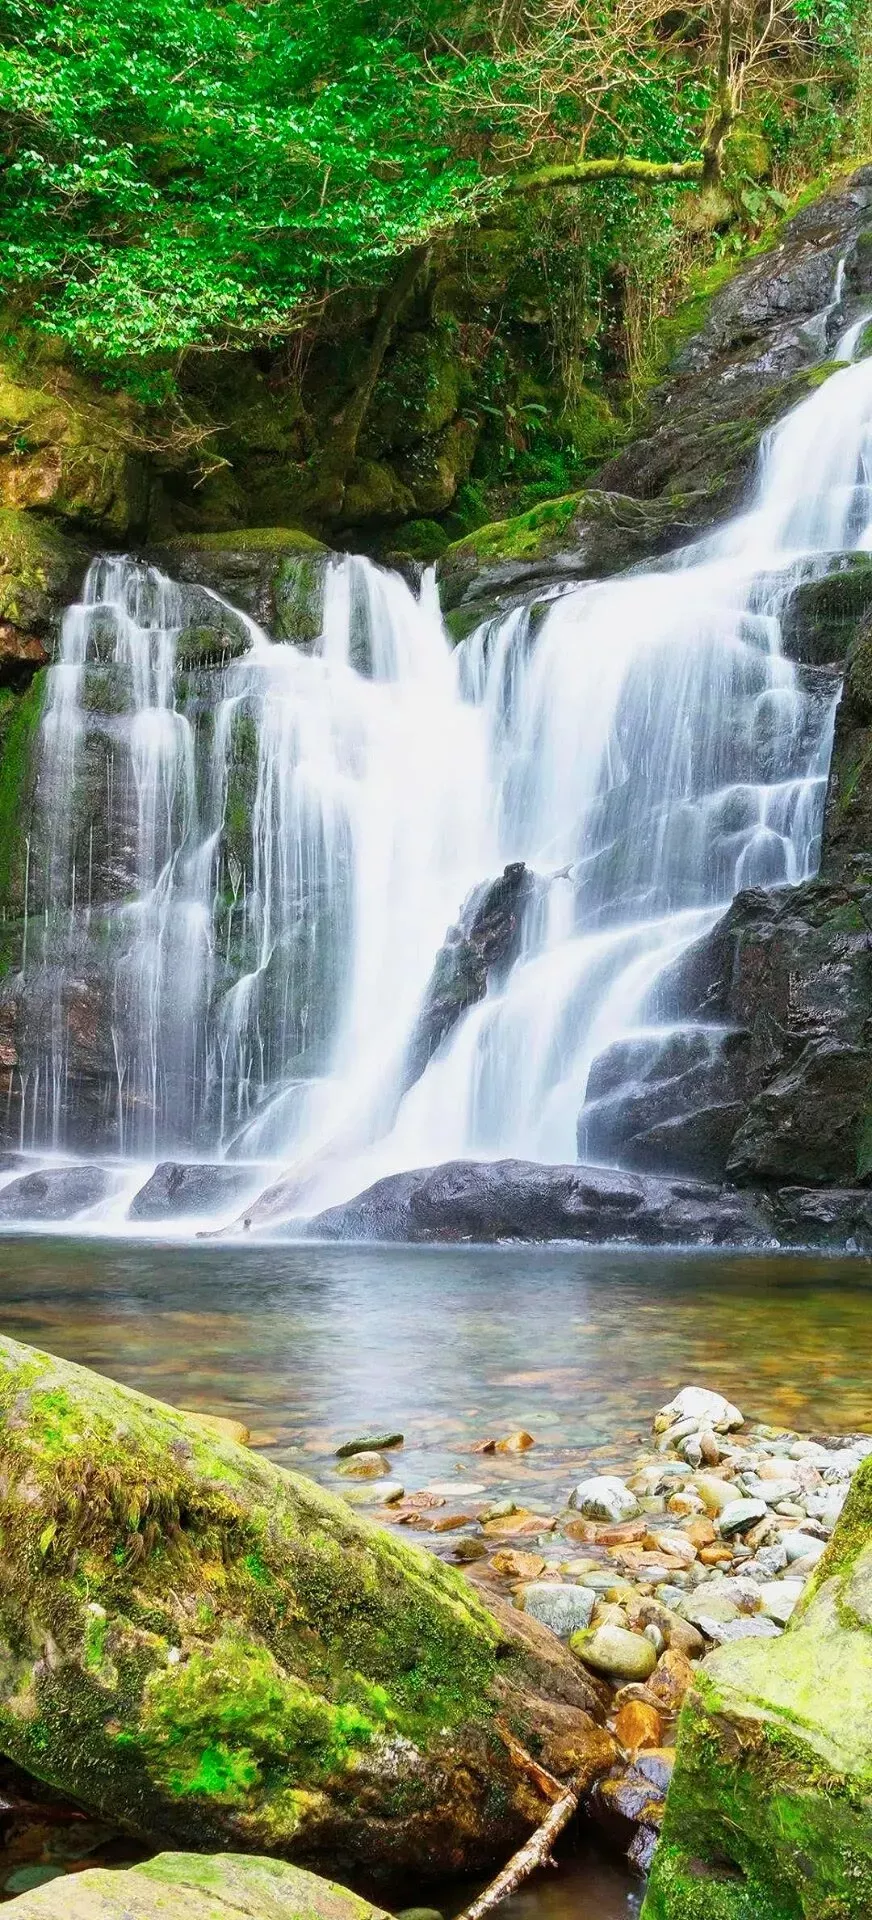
[505,154,704,195]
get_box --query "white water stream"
[4,315,872,1228]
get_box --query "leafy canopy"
[0,0,863,367]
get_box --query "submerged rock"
[0,1852,388,1919]
[642,1446,872,1918]
[0,1335,616,1876]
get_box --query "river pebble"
[569,1476,641,1523]
[522,1582,597,1635]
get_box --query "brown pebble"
[495,1430,535,1453]
[429,1512,478,1533]
[699,1543,734,1565]
[614,1700,663,1754]
[699,1429,721,1465]
[490,1549,547,1579]
[684,1517,717,1549]
[596,1520,649,1546]
[648,1648,695,1711]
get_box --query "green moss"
[162,527,326,555]
[0,1334,534,1867]
[445,493,581,567]
[0,664,46,908]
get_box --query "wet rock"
[300,1157,771,1245]
[182,1410,251,1447]
[646,1649,695,1711]
[574,1626,658,1682]
[336,1432,404,1458]
[0,1853,389,1919]
[147,531,330,644]
[336,1451,390,1477]
[692,1474,737,1514]
[402,865,535,1092]
[615,1702,663,1754]
[570,1478,641,1524]
[128,1161,270,1221]
[521,1584,596,1637]
[0,1165,118,1221]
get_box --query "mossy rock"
[438,489,703,610]
[0,356,147,536]
[642,1449,872,1919]
[781,558,872,666]
[149,530,329,645]
[0,1335,614,1875]
[0,508,87,649]
[0,1850,388,1918]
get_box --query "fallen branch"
[456,1728,581,1920]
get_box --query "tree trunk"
[314,245,430,521]
[702,0,735,184]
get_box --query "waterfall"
[10,332,872,1217]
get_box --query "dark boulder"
[303,1157,770,1246]
[403,863,535,1089]
[578,1028,747,1180]
[128,1161,271,1221]
[781,557,872,666]
[636,878,872,1188]
[0,1164,119,1220]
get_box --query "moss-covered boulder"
[0,508,87,681]
[642,1448,872,1919]
[0,357,147,537]
[149,529,330,646]
[2,1851,388,1919]
[0,1336,614,1877]
[437,489,699,616]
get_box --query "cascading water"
[4,320,872,1227]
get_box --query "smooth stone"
[569,1476,641,1523]
[572,1624,658,1681]
[704,1615,783,1643]
[336,1451,389,1478]
[340,1480,405,1507]
[423,1481,487,1497]
[522,1583,596,1636]
[656,1388,744,1434]
[693,1474,738,1513]
[336,1432,404,1458]
[758,1579,804,1624]
[718,1498,769,1536]
[784,1531,827,1565]
[181,1410,251,1447]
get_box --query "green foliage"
[0,0,862,379]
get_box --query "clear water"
[2,1239,872,1909]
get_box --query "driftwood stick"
[455,1729,580,1920]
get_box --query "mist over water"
[7,326,872,1226]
